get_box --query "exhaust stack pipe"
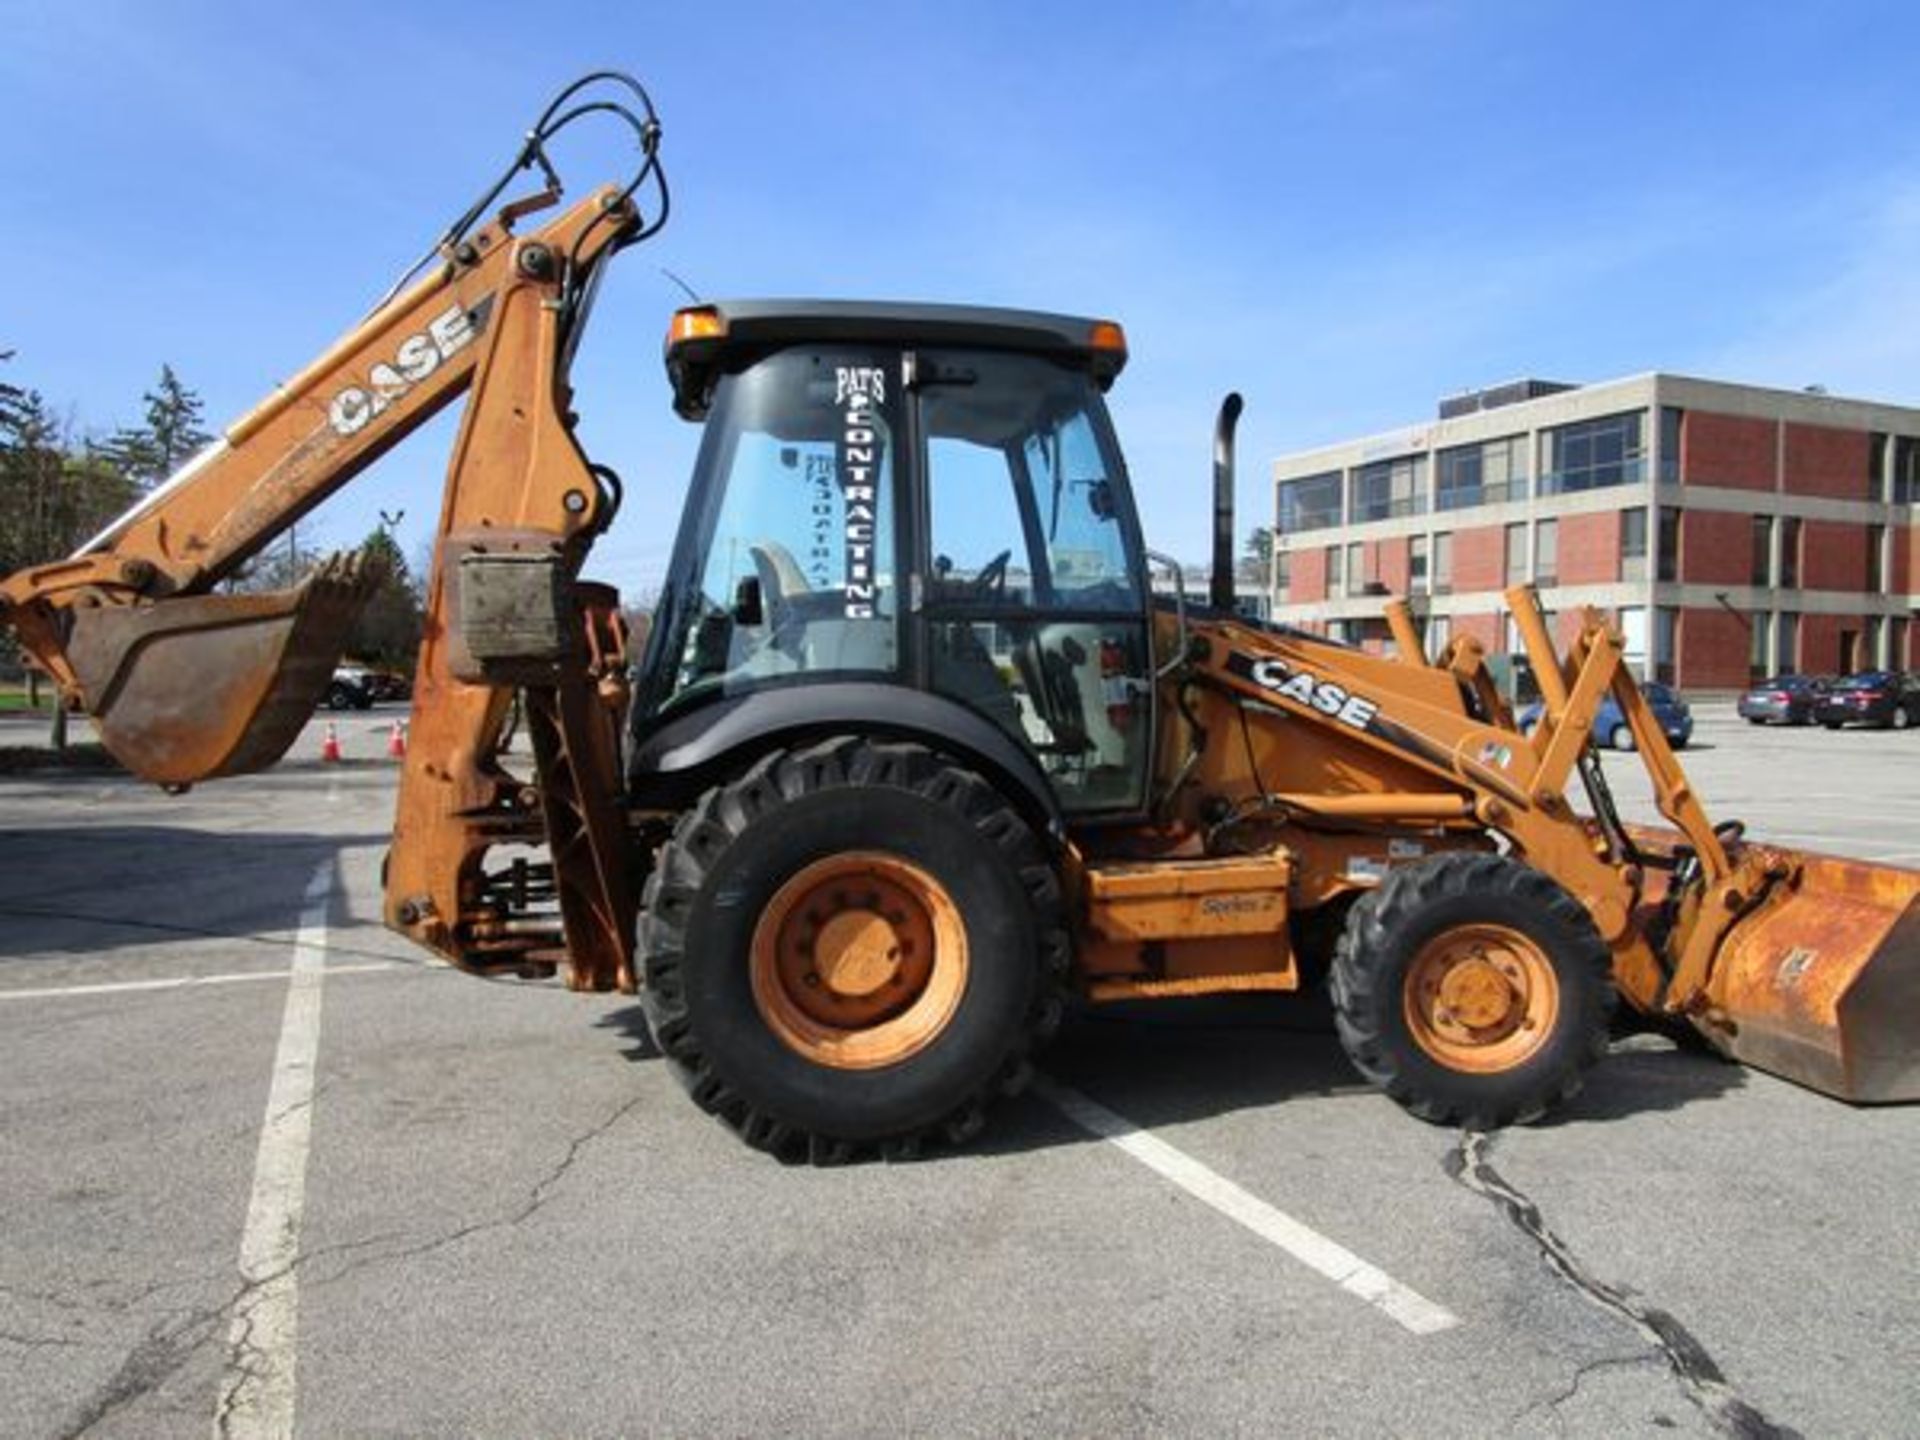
[1211,392,1244,613]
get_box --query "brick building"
[1269,374,1920,690]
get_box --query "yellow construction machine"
[5,74,1916,1158]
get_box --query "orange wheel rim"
[1403,923,1557,1074]
[750,852,968,1070]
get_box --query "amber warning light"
[667,306,727,349]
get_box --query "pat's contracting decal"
[1225,649,1381,731]
[834,366,886,618]
[328,297,495,437]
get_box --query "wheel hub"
[751,852,968,1070]
[1404,923,1558,1074]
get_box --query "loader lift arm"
[0,74,668,992]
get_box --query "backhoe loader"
[6,73,1917,1159]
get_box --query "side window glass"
[923,353,1139,612]
[926,435,1032,605]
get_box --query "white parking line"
[0,963,396,1002]
[1035,1078,1459,1335]
[214,862,334,1440]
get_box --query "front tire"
[1331,853,1614,1128]
[1610,724,1636,751]
[639,738,1067,1161]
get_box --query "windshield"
[1835,672,1893,691]
[637,347,900,720]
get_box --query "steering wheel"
[970,549,1013,601]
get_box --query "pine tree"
[101,364,214,491]
[345,528,424,669]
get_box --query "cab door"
[911,350,1153,817]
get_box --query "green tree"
[344,528,424,670]
[1239,525,1275,585]
[100,364,213,491]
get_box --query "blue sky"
[4,1,1919,595]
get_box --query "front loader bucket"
[63,554,377,786]
[1703,849,1920,1103]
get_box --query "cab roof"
[663,298,1127,419]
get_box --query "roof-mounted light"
[666,306,727,349]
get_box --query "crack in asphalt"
[1510,1352,1666,1434]
[46,1092,645,1437]
[1447,1131,1801,1440]
[302,1093,649,1285]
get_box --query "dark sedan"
[1813,671,1920,730]
[1738,673,1830,726]
[1517,681,1693,751]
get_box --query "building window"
[1345,541,1365,596]
[1750,515,1773,586]
[1750,612,1772,682]
[1274,549,1291,599]
[1279,471,1343,533]
[1868,524,1887,592]
[1325,543,1343,594]
[1779,516,1801,589]
[1618,606,1649,676]
[1895,437,1920,505]
[1542,411,1645,495]
[1654,606,1678,684]
[1432,533,1454,595]
[1657,507,1681,582]
[1620,509,1648,581]
[1870,433,1890,500]
[1436,436,1527,510]
[1504,523,1527,584]
[1351,455,1427,522]
[1410,535,1429,594]
[1535,519,1558,587]
[1659,407,1683,483]
[1426,612,1451,660]
[1778,612,1799,675]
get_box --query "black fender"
[627,682,1066,844]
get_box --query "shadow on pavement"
[592,989,1747,1158]
[0,826,390,959]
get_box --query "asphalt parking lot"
[3,706,1918,1438]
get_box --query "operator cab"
[635,300,1154,816]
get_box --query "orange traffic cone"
[320,721,342,763]
[387,720,407,759]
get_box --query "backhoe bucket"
[1702,848,1920,1103]
[63,554,377,786]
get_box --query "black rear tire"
[638,737,1068,1161]
[1331,853,1614,1129]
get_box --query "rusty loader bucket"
[1699,847,1920,1104]
[61,554,376,786]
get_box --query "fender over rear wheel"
[638,737,1068,1161]
[1331,853,1614,1128]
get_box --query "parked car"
[1518,681,1693,751]
[1737,673,1831,726]
[366,670,412,703]
[325,667,377,711]
[1812,670,1920,730]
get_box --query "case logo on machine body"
[328,299,492,437]
[1228,650,1381,731]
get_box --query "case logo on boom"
[328,299,493,437]
[1228,650,1381,731]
